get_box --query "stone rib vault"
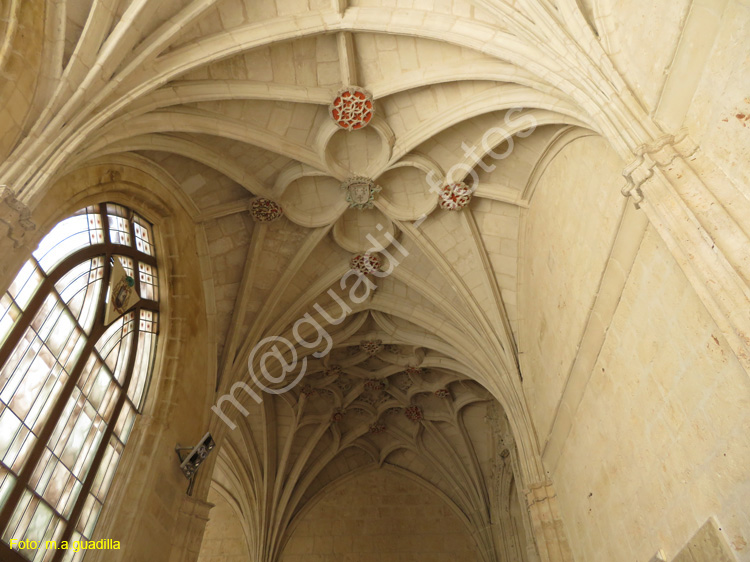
[0,0,749,561]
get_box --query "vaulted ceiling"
[0,0,656,560]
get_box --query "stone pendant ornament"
[363,379,385,391]
[434,388,450,399]
[329,87,374,131]
[301,384,317,397]
[438,182,472,210]
[350,253,382,275]
[369,423,386,434]
[360,339,384,356]
[325,365,344,377]
[250,198,283,222]
[404,405,423,422]
[342,177,381,210]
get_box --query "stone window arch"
[0,203,160,562]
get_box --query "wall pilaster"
[524,482,574,562]
[622,132,750,374]
[168,496,214,562]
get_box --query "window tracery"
[0,204,160,562]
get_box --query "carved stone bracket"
[621,130,698,209]
[620,129,750,375]
[0,185,36,248]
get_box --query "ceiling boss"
[341,176,382,210]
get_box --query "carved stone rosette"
[325,365,344,377]
[359,339,383,356]
[350,253,382,274]
[363,379,385,391]
[438,182,472,210]
[250,198,283,222]
[404,405,423,422]
[329,87,374,131]
[368,422,386,434]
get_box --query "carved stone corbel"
[0,185,36,248]
[620,130,698,209]
[619,128,750,375]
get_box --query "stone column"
[167,495,214,562]
[524,482,574,562]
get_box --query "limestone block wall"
[0,0,44,161]
[684,0,750,193]
[592,0,692,110]
[197,489,251,562]
[551,228,750,561]
[279,468,480,562]
[518,134,626,441]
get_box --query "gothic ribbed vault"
[3,0,748,561]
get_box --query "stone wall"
[551,227,750,561]
[279,468,480,562]
[519,134,626,442]
[197,489,251,562]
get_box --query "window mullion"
[0,204,161,560]
[49,309,142,561]
[0,540,29,561]
[0,217,115,535]
[0,324,105,534]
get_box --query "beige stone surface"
[197,489,251,562]
[280,469,480,562]
[0,1,748,562]
[519,135,626,441]
[553,227,750,562]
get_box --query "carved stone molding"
[619,130,750,375]
[0,185,36,248]
[525,482,575,562]
[621,131,698,208]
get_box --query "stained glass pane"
[1,204,158,557]
[132,215,154,256]
[22,500,53,547]
[33,208,103,273]
[89,437,122,502]
[55,258,104,334]
[0,295,21,348]
[0,466,17,511]
[3,488,32,543]
[74,493,102,538]
[113,402,135,444]
[106,204,132,247]
[137,262,158,301]
[61,531,84,562]
[8,262,43,310]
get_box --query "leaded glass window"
[0,204,160,562]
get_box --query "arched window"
[0,203,160,562]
